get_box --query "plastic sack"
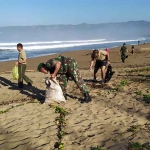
[12,66,19,80]
[45,77,66,104]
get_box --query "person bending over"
[89,49,110,84]
[37,55,92,103]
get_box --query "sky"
[0,0,150,26]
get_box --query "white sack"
[45,77,66,103]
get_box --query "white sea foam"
[0,39,106,46]
[0,53,57,62]
[0,38,145,51]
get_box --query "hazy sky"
[0,0,150,26]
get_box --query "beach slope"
[0,44,150,150]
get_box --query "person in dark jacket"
[120,43,128,63]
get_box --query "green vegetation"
[0,109,9,114]
[127,125,139,133]
[120,80,128,86]
[135,91,150,104]
[54,106,69,116]
[51,105,68,150]
[135,91,142,95]
[143,94,150,103]
[128,142,150,150]
[0,102,33,115]
[110,80,128,92]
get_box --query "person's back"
[91,50,107,61]
[120,46,127,55]
[120,43,128,63]
[38,55,92,103]
[46,56,74,74]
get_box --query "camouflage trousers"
[58,59,89,94]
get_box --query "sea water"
[0,38,149,62]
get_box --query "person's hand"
[51,73,56,78]
[89,67,92,72]
[15,62,18,66]
[107,61,110,65]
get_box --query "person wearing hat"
[37,55,91,103]
[89,49,110,85]
[120,43,128,63]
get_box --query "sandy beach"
[0,44,150,150]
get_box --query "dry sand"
[0,44,150,150]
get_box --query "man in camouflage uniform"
[37,55,91,103]
[120,43,128,63]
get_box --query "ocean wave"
[0,53,57,62]
[0,39,106,46]
[0,38,145,51]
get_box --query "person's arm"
[51,61,61,78]
[89,53,95,70]
[19,58,27,64]
[106,52,110,65]
[119,48,122,55]
[89,60,94,70]
[106,52,110,61]
[16,58,26,65]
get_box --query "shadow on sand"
[84,79,100,83]
[0,76,45,103]
[66,94,83,103]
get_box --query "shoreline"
[0,39,149,63]
[0,43,150,72]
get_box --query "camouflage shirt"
[46,56,74,74]
[120,46,127,55]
